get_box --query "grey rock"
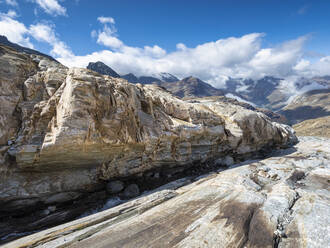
[43,192,82,205]
[3,136,330,248]
[106,181,124,194]
[123,184,140,198]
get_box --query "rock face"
[87,61,120,78]
[186,96,288,124]
[4,136,329,248]
[0,43,297,215]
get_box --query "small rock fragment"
[106,180,124,194]
[123,184,140,198]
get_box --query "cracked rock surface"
[4,136,329,248]
[0,43,296,216]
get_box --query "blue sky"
[1,0,330,86]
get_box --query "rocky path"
[3,136,329,248]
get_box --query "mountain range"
[0,35,329,247]
[86,60,329,119]
[1,35,328,128]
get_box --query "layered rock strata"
[3,136,329,248]
[0,44,297,241]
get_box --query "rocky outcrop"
[4,136,329,248]
[87,61,120,78]
[0,43,298,242]
[186,96,288,124]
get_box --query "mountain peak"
[0,35,57,62]
[151,72,179,82]
[160,76,225,98]
[87,61,120,78]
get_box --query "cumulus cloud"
[93,17,123,49]
[1,12,329,90]
[5,0,18,7]
[1,9,17,18]
[28,22,73,57]
[0,11,72,57]
[59,27,328,89]
[29,23,57,43]
[97,16,115,24]
[97,30,123,49]
[34,0,66,16]
[0,11,33,48]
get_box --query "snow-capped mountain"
[151,72,179,83]
[222,76,330,111]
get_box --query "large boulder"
[4,136,329,248]
[0,43,297,216]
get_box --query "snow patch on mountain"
[225,93,256,106]
[151,72,179,82]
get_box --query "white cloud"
[29,22,73,57]
[1,13,329,90]
[50,41,73,57]
[94,17,123,50]
[34,0,66,16]
[97,16,115,24]
[0,12,33,48]
[97,31,123,49]
[58,29,313,87]
[29,23,56,43]
[294,59,310,71]
[144,45,166,58]
[0,9,17,18]
[176,43,187,50]
[5,0,18,7]
[0,11,73,58]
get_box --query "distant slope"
[87,61,120,78]
[121,73,161,84]
[225,76,283,109]
[224,76,330,111]
[151,72,179,82]
[121,73,139,83]
[293,116,330,138]
[160,76,225,98]
[279,89,330,125]
[0,35,57,62]
[122,72,178,84]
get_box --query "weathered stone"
[106,181,124,194]
[123,184,140,198]
[0,43,297,211]
[4,136,329,248]
[0,43,305,244]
